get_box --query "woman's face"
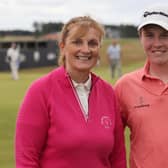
[140,25,168,66]
[60,26,101,74]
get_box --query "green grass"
[0,67,53,167]
[100,38,146,66]
[0,61,144,167]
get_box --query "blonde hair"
[58,16,105,65]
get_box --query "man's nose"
[153,37,163,47]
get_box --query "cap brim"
[138,20,168,31]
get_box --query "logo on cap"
[143,11,168,18]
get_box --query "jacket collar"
[55,66,99,89]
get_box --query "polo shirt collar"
[72,74,92,91]
[140,60,168,95]
[141,60,150,80]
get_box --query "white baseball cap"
[138,4,168,31]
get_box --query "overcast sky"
[0,0,167,31]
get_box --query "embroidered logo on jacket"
[101,116,112,128]
[134,96,150,108]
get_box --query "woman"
[15,16,126,168]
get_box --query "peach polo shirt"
[115,62,168,168]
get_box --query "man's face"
[140,25,168,66]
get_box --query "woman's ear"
[59,42,64,49]
[59,42,65,55]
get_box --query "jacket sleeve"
[15,80,50,167]
[110,96,127,168]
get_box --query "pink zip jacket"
[15,66,126,168]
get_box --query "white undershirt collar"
[72,74,91,116]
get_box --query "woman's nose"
[81,43,90,52]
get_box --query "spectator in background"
[115,4,168,168]
[15,16,126,167]
[6,43,20,80]
[107,38,122,79]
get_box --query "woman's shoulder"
[91,72,114,91]
[27,66,64,93]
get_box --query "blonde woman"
[15,16,126,168]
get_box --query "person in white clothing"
[107,38,122,79]
[6,43,20,80]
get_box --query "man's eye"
[143,33,154,39]
[160,33,168,39]
[144,33,153,37]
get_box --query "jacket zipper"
[67,76,89,122]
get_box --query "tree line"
[0,22,139,38]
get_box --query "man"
[107,38,122,78]
[115,4,168,168]
[6,43,20,80]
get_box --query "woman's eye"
[88,40,99,48]
[72,40,82,46]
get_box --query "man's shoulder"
[107,45,112,49]
[7,48,14,54]
[7,47,13,51]
[116,68,143,85]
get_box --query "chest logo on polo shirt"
[134,96,150,108]
[101,116,112,129]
